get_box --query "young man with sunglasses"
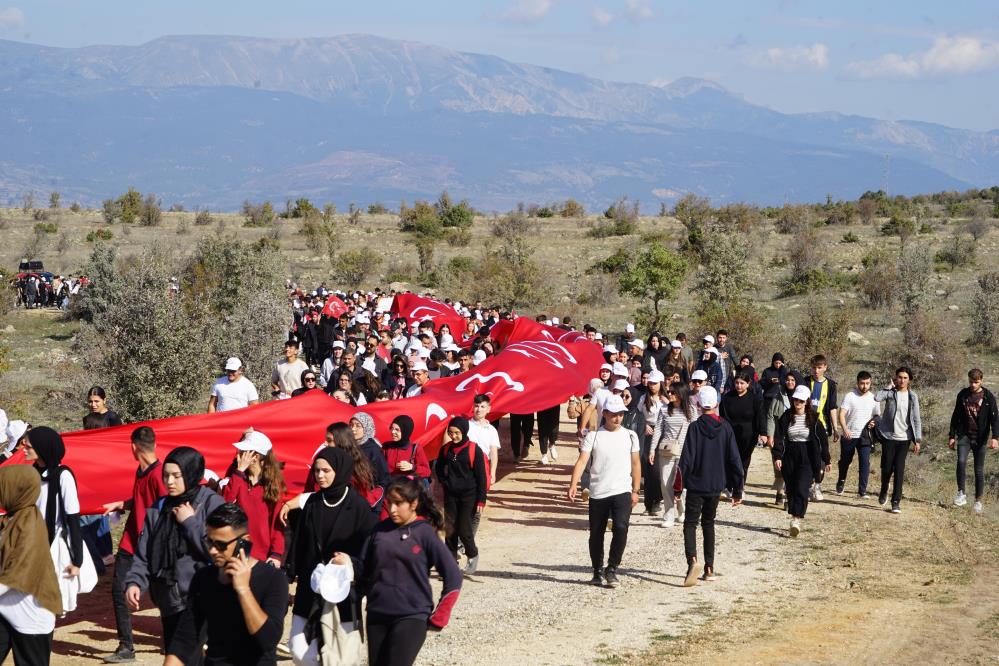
[166,503,288,666]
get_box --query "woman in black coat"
[771,385,829,538]
[287,447,378,664]
[719,369,766,491]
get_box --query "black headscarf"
[385,415,415,450]
[28,427,69,545]
[312,446,354,503]
[148,446,204,587]
[444,416,471,454]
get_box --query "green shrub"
[881,214,916,240]
[446,227,472,247]
[535,206,555,218]
[971,272,999,347]
[888,309,964,387]
[793,301,855,370]
[857,247,897,309]
[69,202,82,213]
[841,231,859,243]
[335,248,381,288]
[589,197,638,238]
[437,191,474,228]
[934,234,976,271]
[367,202,389,215]
[561,199,586,218]
[34,222,58,234]
[86,228,114,242]
[242,200,276,227]
[194,209,213,226]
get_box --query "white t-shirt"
[0,584,56,634]
[591,388,611,417]
[893,391,910,440]
[37,469,81,536]
[211,376,260,412]
[580,426,640,500]
[404,384,423,399]
[468,420,500,458]
[840,390,880,438]
[272,358,309,395]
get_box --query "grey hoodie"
[874,388,922,442]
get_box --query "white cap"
[691,369,708,381]
[603,344,618,354]
[599,363,613,372]
[628,339,644,350]
[603,394,629,414]
[473,350,487,365]
[792,385,812,402]
[595,332,603,340]
[224,357,242,371]
[233,431,273,455]
[440,334,454,346]
[355,313,370,324]
[331,340,346,350]
[703,346,718,356]
[648,370,666,383]
[551,317,560,325]
[311,562,352,604]
[4,420,28,455]
[670,340,682,349]
[699,386,719,409]
[612,362,629,377]
[703,334,715,344]
[625,323,635,333]
[410,360,429,372]
[613,378,630,391]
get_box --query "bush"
[102,199,121,224]
[176,218,190,235]
[335,248,381,288]
[934,233,977,271]
[888,310,964,387]
[774,204,811,234]
[399,200,436,232]
[618,243,688,333]
[561,199,586,218]
[971,272,999,347]
[242,200,276,227]
[793,301,855,371]
[716,203,761,233]
[897,244,932,314]
[33,209,50,221]
[857,247,897,309]
[437,191,474,228]
[967,217,991,241]
[446,227,472,247]
[34,222,58,234]
[367,202,389,215]
[116,188,144,224]
[881,214,916,242]
[491,211,537,240]
[694,299,771,360]
[69,202,82,213]
[589,197,638,238]
[918,223,934,234]
[841,231,859,243]
[194,209,213,226]
[535,206,555,218]
[85,229,114,242]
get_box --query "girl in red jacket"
[382,415,431,481]
[222,430,286,565]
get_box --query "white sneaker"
[540,454,550,465]
[812,484,824,501]
[974,501,983,514]
[720,489,730,500]
[954,491,968,507]
[675,513,684,524]
[549,446,558,461]
[789,518,800,538]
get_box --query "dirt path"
[45,419,999,665]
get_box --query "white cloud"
[498,0,553,24]
[625,0,653,20]
[847,36,999,79]
[0,7,24,30]
[591,6,616,27]
[747,43,829,70]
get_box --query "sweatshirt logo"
[411,544,422,555]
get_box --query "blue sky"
[2,0,998,130]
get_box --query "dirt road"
[48,424,999,665]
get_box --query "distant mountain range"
[1,34,996,211]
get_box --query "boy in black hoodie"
[678,386,744,586]
[436,417,488,574]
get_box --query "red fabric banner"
[321,295,348,319]
[390,293,467,336]
[3,324,601,514]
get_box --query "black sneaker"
[878,492,888,507]
[604,567,619,588]
[891,502,901,514]
[590,569,604,586]
[835,480,845,495]
[775,490,785,505]
[102,646,136,664]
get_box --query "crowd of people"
[0,284,996,665]
[9,273,88,310]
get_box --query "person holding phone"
[165,503,288,666]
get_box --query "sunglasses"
[203,533,248,552]
[691,380,704,384]
[304,377,317,382]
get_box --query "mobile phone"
[235,537,252,559]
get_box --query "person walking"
[874,367,922,514]
[0,465,64,665]
[806,355,838,502]
[678,387,744,586]
[766,370,803,505]
[772,386,827,537]
[100,427,166,664]
[719,369,766,492]
[360,478,462,666]
[637,371,666,516]
[947,368,999,514]
[651,381,696,527]
[208,357,260,413]
[435,417,488,575]
[125,447,225,663]
[221,431,287,566]
[567,395,641,588]
[835,371,880,498]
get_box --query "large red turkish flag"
[390,293,467,336]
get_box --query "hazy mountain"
[0,34,993,209]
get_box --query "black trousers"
[879,438,910,504]
[737,438,755,488]
[956,436,987,499]
[641,433,662,511]
[535,406,560,454]
[111,550,135,650]
[367,616,428,666]
[509,413,535,458]
[683,494,720,568]
[444,490,478,559]
[0,615,52,666]
[588,492,632,571]
[838,437,872,494]
[781,459,813,518]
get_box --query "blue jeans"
[837,436,871,494]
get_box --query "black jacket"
[771,411,828,478]
[760,365,788,400]
[678,415,745,498]
[948,387,999,445]
[435,442,488,505]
